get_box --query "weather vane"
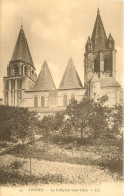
[21,18,23,28]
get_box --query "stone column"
[46,97,48,107]
[112,50,116,78]
[8,80,11,106]
[23,65,25,76]
[100,53,104,73]
[8,91,11,106]
[15,79,18,106]
[18,63,21,75]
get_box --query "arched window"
[71,94,75,101]
[24,66,27,75]
[17,91,22,105]
[94,59,100,72]
[32,70,34,75]
[14,64,19,76]
[17,79,22,89]
[41,96,45,107]
[104,58,112,74]
[34,96,38,107]
[63,95,68,107]
[5,80,9,90]
[104,58,108,72]
[32,70,34,80]
[11,80,15,90]
[4,91,8,105]
[21,65,23,75]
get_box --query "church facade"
[3,9,123,114]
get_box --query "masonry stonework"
[3,9,123,113]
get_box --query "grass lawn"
[0,137,122,185]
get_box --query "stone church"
[3,9,123,114]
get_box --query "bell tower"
[3,25,37,106]
[84,9,116,87]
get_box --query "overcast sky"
[0,0,123,98]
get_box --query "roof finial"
[21,18,23,28]
[97,3,100,13]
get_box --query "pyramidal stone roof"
[11,26,35,68]
[91,9,107,51]
[100,77,121,87]
[89,73,120,87]
[33,61,56,91]
[59,58,83,89]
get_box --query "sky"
[0,0,123,98]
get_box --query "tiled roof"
[59,57,83,89]
[33,61,56,90]
[91,9,107,51]
[11,26,35,68]
[100,77,121,87]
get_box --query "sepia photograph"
[0,0,123,195]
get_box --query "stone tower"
[84,9,121,104]
[84,9,116,87]
[3,25,37,106]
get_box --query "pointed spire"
[108,33,114,41]
[87,36,92,44]
[11,26,35,68]
[91,9,107,51]
[33,61,56,90]
[59,57,83,89]
[86,36,93,53]
[107,33,115,50]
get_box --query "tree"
[88,101,112,140]
[112,104,123,137]
[65,98,94,140]
[64,96,119,141]
[0,105,37,142]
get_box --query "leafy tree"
[65,98,95,140]
[40,115,56,136]
[64,96,123,141]
[112,104,123,137]
[0,105,37,142]
[54,111,65,131]
[88,102,112,140]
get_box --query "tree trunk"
[81,128,83,140]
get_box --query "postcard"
[0,0,123,195]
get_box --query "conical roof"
[59,58,83,89]
[108,33,114,42]
[33,61,56,90]
[11,26,35,68]
[86,36,92,45]
[91,9,107,51]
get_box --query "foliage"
[0,105,37,142]
[112,104,123,137]
[65,97,113,140]
[39,96,123,142]
[40,111,65,137]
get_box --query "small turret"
[85,36,93,53]
[107,33,115,50]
